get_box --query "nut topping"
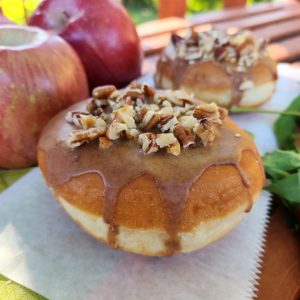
[67,127,106,148]
[99,137,113,149]
[169,29,270,89]
[173,124,195,148]
[92,85,116,99]
[66,84,228,155]
[156,133,177,148]
[138,133,159,154]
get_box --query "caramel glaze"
[39,100,260,255]
[155,50,277,107]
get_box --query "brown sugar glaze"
[39,100,260,255]
[155,46,277,107]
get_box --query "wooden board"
[137,17,192,38]
[188,1,298,25]
[256,206,300,300]
[253,18,300,42]
[268,36,300,62]
[214,7,300,30]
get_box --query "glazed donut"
[154,29,277,108]
[38,83,265,256]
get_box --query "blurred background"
[124,0,272,24]
[1,0,274,25]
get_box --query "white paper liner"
[0,172,271,300]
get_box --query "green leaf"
[274,95,300,150]
[266,171,300,209]
[0,274,47,300]
[263,150,300,180]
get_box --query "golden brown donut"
[38,84,265,256]
[154,29,277,108]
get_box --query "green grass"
[0,168,31,192]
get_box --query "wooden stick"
[158,0,187,19]
[223,0,246,9]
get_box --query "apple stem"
[229,107,300,117]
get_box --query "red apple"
[29,0,143,90]
[0,25,89,169]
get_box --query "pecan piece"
[173,124,195,148]
[166,140,181,156]
[123,88,144,102]
[159,115,178,132]
[193,102,227,121]
[87,98,107,116]
[156,133,177,148]
[113,105,136,129]
[99,137,113,149]
[135,106,148,123]
[92,85,116,99]
[67,127,106,148]
[144,113,161,131]
[193,122,217,146]
[106,120,128,141]
[138,133,159,154]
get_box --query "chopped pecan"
[125,128,140,140]
[144,113,161,131]
[106,120,128,140]
[65,111,88,126]
[87,98,106,116]
[99,137,113,149]
[135,106,148,123]
[193,122,217,146]
[159,115,178,132]
[92,85,116,99]
[178,115,198,129]
[129,82,155,98]
[138,133,159,154]
[172,29,266,72]
[156,133,177,148]
[160,106,173,115]
[164,90,194,107]
[166,140,181,156]
[65,111,106,129]
[65,83,228,154]
[67,127,106,148]
[214,45,227,60]
[113,105,136,129]
[193,102,227,121]
[123,88,144,102]
[171,33,184,45]
[173,124,195,148]
[159,114,173,125]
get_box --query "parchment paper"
[0,64,299,300]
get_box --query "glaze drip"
[39,100,260,255]
[155,56,276,107]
